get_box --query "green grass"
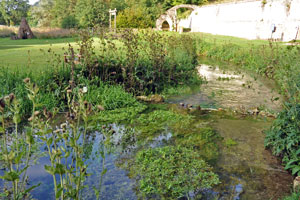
[0,37,76,72]
[190,32,279,47]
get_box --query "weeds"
[0,80,41,199]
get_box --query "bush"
[61,16,78,29]
[265,103,300,176]
[117,6,153,28]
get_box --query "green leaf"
[56,188,63,199]
[44,165,55,175]
[101,168,107,176]
[8,151,15,161]
[47,137,53,147]
[55,164,66,175]
[26,131,34,145]
[0,171,20,182]
[17,183,41,199]
[292,166,300,175]
[285,159,298,169]
[13,115,21,124]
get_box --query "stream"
[167,60,293,199]
[0,61,294,200]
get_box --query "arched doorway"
[156,4,199,32]
[162,21,170,31]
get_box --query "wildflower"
[28,117,33,122]
[82,86,88,93]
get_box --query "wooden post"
[109,8,117,32]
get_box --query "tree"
[50,0,77,27]
[117,5,153,28]
[28,0,54,27]
[0,0,30,26]
[75,0,108,28]
[0,11,6,24]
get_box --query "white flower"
[82,86,88,93]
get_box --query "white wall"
[182,0,300,41]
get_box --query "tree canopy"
[0,0,29,26]
[0,0,218,28]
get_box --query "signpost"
[109,8,117,32]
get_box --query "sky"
[29,0,39,5]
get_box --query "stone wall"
[178,0,300,41]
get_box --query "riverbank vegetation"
[0,29,200,116]
[0,29,211,199]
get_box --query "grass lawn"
[0,37,77,72]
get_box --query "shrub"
[117,6,153,28]
[61,16,78,29]
[265,103,300,176]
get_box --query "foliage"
[0,80,42,199]
[75,0,108,28]
[117,6,153,28]
[61,15,78,29]
[265,103,300,176]
[28,0,54,27]
[134,146,220,199]
[50,0,77,27]
[0,0,29,26]
[282,192,300,200]
[0,79,110,199]
[163,0,208,9]
[136,109,193,135]
[26,0,221,29]
[79,29,200,95]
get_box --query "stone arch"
[162,21,170,31]
[156,14,174,31]
[156,4,199,31]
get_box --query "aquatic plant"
[134,146,220,199]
